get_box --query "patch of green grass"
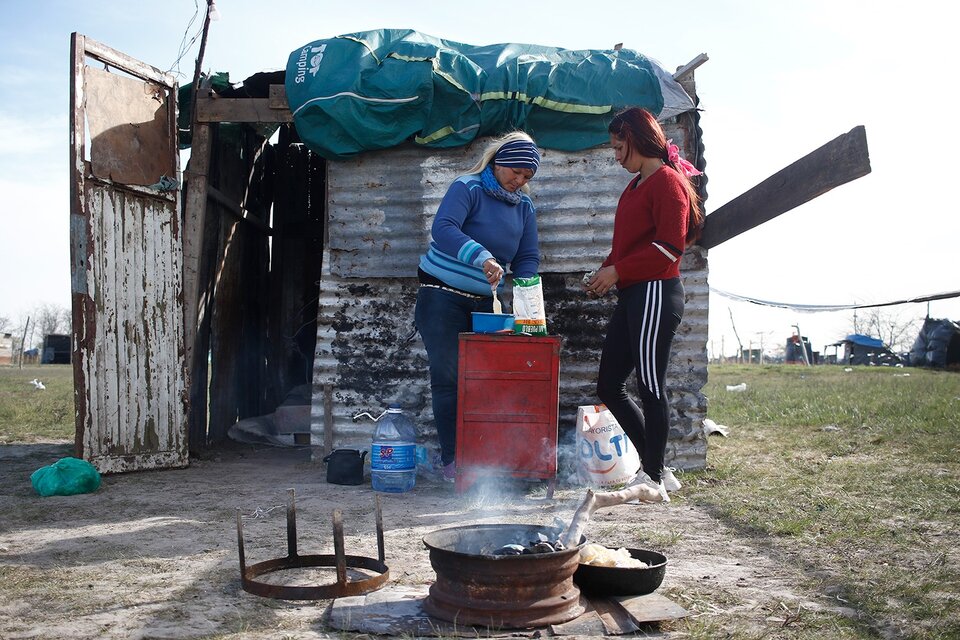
[686,364,960,640]
[0,365,74,443]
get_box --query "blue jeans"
[415,286,493,465]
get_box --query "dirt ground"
[1,441,846,639]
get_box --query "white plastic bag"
[576,404,640,487]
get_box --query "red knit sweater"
[602,165,689,288]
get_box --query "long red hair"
[608,107,703,244]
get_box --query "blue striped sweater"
[419,174,540,295]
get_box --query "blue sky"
[1,0,957,355]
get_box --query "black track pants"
[596,278,684,483]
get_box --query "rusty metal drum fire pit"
[422,523,585,629]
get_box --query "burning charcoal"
[553,541,566,552]
[493,544,526,556]
[532,541,556,554]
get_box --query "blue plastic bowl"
[471,312,515,333]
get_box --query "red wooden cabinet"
[454,334,561,496]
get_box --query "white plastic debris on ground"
[702,418,730,437]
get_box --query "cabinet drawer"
[459,335,559,377]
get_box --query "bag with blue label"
[575,404,641,487]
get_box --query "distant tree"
[851,308,923,353]
[0,314,9,333]
[15,304,72,350]
[34,303,70,338]
[58,306,71,333]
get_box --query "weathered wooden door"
[69,34,188,473]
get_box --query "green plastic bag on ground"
[30,457,101,497]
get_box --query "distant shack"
[825,334,900,366]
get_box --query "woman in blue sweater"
[415,132,542,482]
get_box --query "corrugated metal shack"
[69,30,871,475]
[314,113,709,473]
[67,31,712,474]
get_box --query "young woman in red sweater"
[583,107,703,502]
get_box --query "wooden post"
[182,0,215,451]
[183,121,213,448]
[323,384,334,456]
[18,317,30,370]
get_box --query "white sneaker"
[627,470,654,487]
[661,467,682,492]
[625,471,670,503]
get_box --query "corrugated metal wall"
[312,118,708,472]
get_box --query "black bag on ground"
[323,449,367,485]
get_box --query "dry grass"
[684,364,960,639]
[0,364,74,443]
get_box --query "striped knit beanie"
[494,139,541,175]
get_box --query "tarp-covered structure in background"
[284,28,695,159]
[909,318,960,368]
[828,334,901,366]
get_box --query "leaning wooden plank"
[698,125,870,249]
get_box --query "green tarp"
[285,29,695,160]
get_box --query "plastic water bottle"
[370,404,417,493]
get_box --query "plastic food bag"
[30,457,102,497]
[513,274,547,335]
[576,405,641,487]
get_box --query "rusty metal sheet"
[313,121,708,472]
[310,249,709,471]
[325,122,693,279]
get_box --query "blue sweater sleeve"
[430,181,494,267]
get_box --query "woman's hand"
[584,265,618,298]
[483,259,504,286]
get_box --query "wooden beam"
[698,125,870,250]
[206,184,273,235]
[82,36,175,86]
[673,53,708,81]
[196,85,292,123]
[69,33,89,459]
[183,122,214,448]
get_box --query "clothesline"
[709,287,960,313]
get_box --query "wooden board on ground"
[549,597,607,636]
[328,585,689,636]
[613,592,691,625]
